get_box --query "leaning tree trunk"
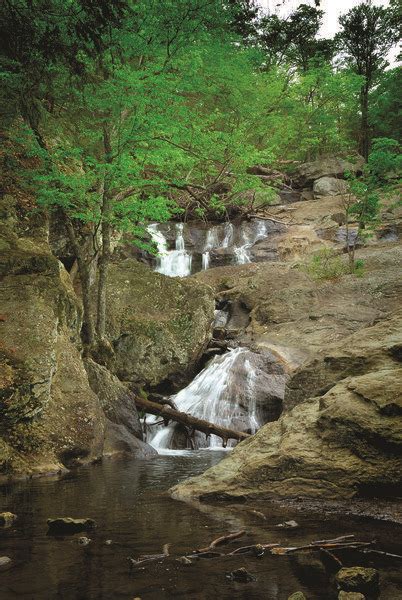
[96,191,112,340]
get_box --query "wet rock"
[226,567,256,582]
[103,422,158,458]
[335,567,379,594]
[85,360,142,439]
[0,557,12,568]
[313,177,348,198]
[338,592,365,600]
[47,518,96,535]
[0,512,17,526]
[288,593,307,600]
[276,519,299,528]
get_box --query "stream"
[1,454,401,599]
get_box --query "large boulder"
[294,155,364,188]
[313,176,348,198]
[85,360,157,459]
[170,313,402,502]
[105,259,214,387]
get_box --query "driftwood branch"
[196,530,246,554]
[127,532,384,574]
[135,396,250,446]
[248,213,290,225]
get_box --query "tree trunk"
[62,212,95,348]
[96,126,113,340]
[360,81,370,161]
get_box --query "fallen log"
[135,396,250,446]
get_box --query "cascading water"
[221,222,234,248]
[147,348,263,451]
[148,219,271,276]
[234,219,268,264]
[202,228,219,270]
[148,223,192,277]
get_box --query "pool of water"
[0,452,401,599]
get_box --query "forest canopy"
[0,0,400,351]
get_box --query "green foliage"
[369,68,402,143]
[304,248,349,281]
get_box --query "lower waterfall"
[147,347,263,451]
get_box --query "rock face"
[0,198,105,476]
[0,197,156,479]
[171,188,402,502]
[84,360,157,459]
[105,258,214,387]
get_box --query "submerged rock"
[77,536,91,546]
[0,557,12,568]
[226,567,256,582]
[47,518,96,535]
[338,592,366,600]
[276,519,299,528]
[288,593,307,600]
[335,567,379,594]
[0,512,17,526]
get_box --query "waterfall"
[202,252,210,270]
[221,222,234,248]
[202,228,219,270]
[148,218,271,276]
[147,348,263,451]
[147,223,192,277]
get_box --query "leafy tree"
[343,137,401,270]
[337,2,399,160]
[9,0,264,353]
[259,3,333,72]
[369,68,402,143]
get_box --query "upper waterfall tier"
[146,218,278,277]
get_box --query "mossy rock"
[335,567,379,593]
[105,259,214,386]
